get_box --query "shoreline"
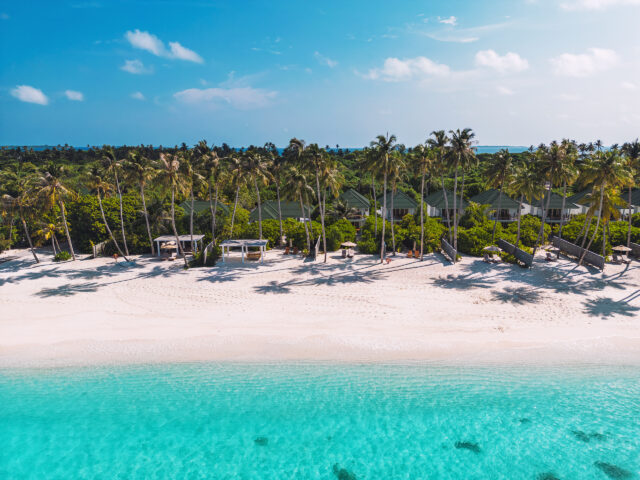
[2,249,639,369]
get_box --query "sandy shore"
[1,247,639,368]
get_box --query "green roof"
[469,189,521,209]
[340,188,370,210]
[567,189,591,205]
[535,192,578,209]
[179,200,230,215]
[571,188,640,207]
[376,190,418,209]
[423,189,467,210]
[249,200,311,222]
[630,188,640,206]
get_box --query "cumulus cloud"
[174,87,277,109]
[475,50,529,73]
[439,16,458,25]
[120,59,152,74]
[130,91,145,100]
[365,56,450,81]
[550,48,618,76]
[621,81,637,90]
[125,29,203,63]
[560,0,640,10]
[497,86,515,95]
[10,85,49,105]
[64,90,84,101]
[314,51,338,68]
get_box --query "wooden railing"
[441,237,457,264]
[92,240,110,258]
[630,242,640,258]
[552,237,605,270]
[497,239,533,267]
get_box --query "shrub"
[326,219,357,251]
[459,202,492,229]
[190,243,221,267]
[54,251,72,262]
[506,215,549,247]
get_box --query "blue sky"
[1,0,639,147]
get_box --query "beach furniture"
[414,249,420,258]
[407,250,413,258]
[246,251,262,261]
[342,249,347,258]
[483,253,492,263]
[284,246,290,255]
[545,252,557,262]
[612,245,632,264]
[347,248,354,258]
[293,247,299,255]
[490,254,502,263]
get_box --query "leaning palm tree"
[85,166,129,261]
[556,139,579,238]
[195,142,224,244]
[35,163,76,260]
[448,128,476,252]
[102,147,129,256]
[123,149,156,255]
[428,130,452,242]
[622,139,640,248]
[242,149,273,240]
[370,133,397,262]
[483,148,513,242]
[282,165,314,251]
[1,168,40,263]
[34,221,63,255]
[180,149,206,249]
[155,153,189,268]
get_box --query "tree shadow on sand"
[254,280,293,294]
[35,282,100,297]
[491,287,543,305]
[582,297,640,319]
[432,273,493,290]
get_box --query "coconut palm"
[102,147,129,256]
[387,150,406,255]
[123,149,156,255]
[85,166,129,261]
[1,163,39,262]
[427,130,452,242]
[557,139,579,238]
[483,148,513,242]
[180,149,207,249]
[34,221,63,255]
[226,153,246,239]
[265,143,285,244]
[195,141,223,244]
[282,165,314,251]
[622,139,640,248]
[35,163,76,260]
[359,147,379,237]
[448,128,476,252]
[370,133,397,263]
[242,148,273,240]
[156,153,189,268]
[508,161,544,248]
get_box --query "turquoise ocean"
[1,364,639,479]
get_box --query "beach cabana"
[249,201,311,223]
[339,189,370,228]
[154,235,204,257]
[220,239,268,264]
[469,190,528,222]
[376,191,418,222]
[424,190,467,223]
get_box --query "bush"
[190,243,221,267]
[459,202,492,229]
[326,219,356,251]
[506,215,550,247]
[54,251,72,262]
[357,215,391,254]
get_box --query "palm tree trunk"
[491,182,504,243]
[452,160,459,251]
[580,215,594,248]
[535,182,553,251]
[141,183,154,255]
[53,233,61,253]
[458,171,466,234]
[602,221,608,259]
[254,177,263,239]
[516,194,523,247]
[97,191,128,261]
[189,188,195,250]
[18,208,38,263]
[420,168,426,260]
[299,193,310,251]
[276,179,283,244]
[581,185,604,266]
[371,177,378,237]
[8,211,14,244]
[113,171,129,256]
[229,184,240,237]
[380,167,388,263]
[558,181,568,238]
[627,186,633,248]
[51,235,56,255]
[314,171,327,262]
[59,199,76,260]
[441,175,452,242]
[390,183,396,255]
[171,185,188,268]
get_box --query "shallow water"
[1,364,639,479]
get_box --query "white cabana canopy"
[220,239,268,264]
[154,235,205,257]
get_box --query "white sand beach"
[1,248,639,368]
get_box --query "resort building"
[530,192,580,223]
[469,189,529,222]
[249,200,312,223]
[423,190,467,222]
[339,188,370,228]
[376,191,418,222]
[567,190,591,215]
[179,200,230,217]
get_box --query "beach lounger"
[483,253,492,263]
[414,250,420,258]
[612,253,622,264]
[247,251,261,261]
[546,252,557,262]
[491,254,502,263]
[347,248,354,258]
[407,250,413,258]
[342,249,347,258]
[284,246,290,255]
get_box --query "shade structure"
[612,245,632,252]
[483,245,502,252]
[341,242,357,247]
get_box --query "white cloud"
[426,33,478,43]
[550,48,618,76]
[475,50,529,73]
[174,87,277,109]
[439,16,458,25]
[64,90,84,101]
[130,91,145,100]
[10,85,49,105]
[314,51,338,68]
[120,59,152,74]
[560,0,640,10]
[124,29,203,63]
[497,86,515,95]
[557,93,582,101]
[621,81,637,90]
[365,56,450,81]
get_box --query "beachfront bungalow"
[339,188,370,228]
[530,192,580,223]
[179,200,230,216]
[567,190,591,215]
[469,189,528,222]
[423,190,467,223]
[376,191,418,222]
[249,200,311,223]
[569,188,640,220]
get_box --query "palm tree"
[265,143,285,244]
[622,139,640,248]
[195,141,223,244]
[387,150,406,255]
[180,149,206,249]
[509,162,544,248]
[1,164,39,263]
[557,139,578,238]
[227,153,245,238]
[282,165,314,251]
[123,149,156,255]
[34,221,63,255]
[35,163,76,260]
[156,153,189,268]
[483,149,513,243]
[427,130,452,242]
[370,133,397,263]
[448,128,476,252]
[85,166,129,261]
[102,147,129,256]
[360,147,379,237]
[242,148,273,240]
